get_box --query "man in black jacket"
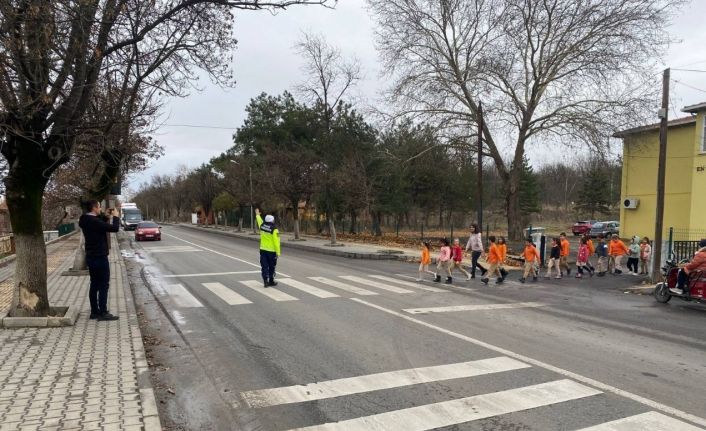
[78,200,120,321]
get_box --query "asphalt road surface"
[123,225,706,431]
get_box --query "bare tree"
[295,33,362,239]
[369,0,680,239]
[295,31,362,128]
[0,0,331,317]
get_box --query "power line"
[672,68,706,73]
[674,59,706,69]
[671,79,706,94]
[160,123,237,130]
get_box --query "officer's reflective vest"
[256,214,281,255]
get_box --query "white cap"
[265,215,275,223]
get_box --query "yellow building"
[614,102,706,239]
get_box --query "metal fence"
[669,227,706,261]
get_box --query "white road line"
[308,277,378,296]
[162,271,261,278]
[277,279,339,299]
[166,284,203,308]
[339,276,413,294]
[369,275,449,293]
[240,280,298,302]
[147,247,202,253]
[242,356,530,408]
[143,246,194,250]
[395,273,481,292]
[404,302,546,315]
[350,298,706,428]
[288,379,601,431]
[576,411,705,431]
[162,232,290,277]
[202,282,252,305]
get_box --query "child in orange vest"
[417,241,435,281]
[559,232,571,276]
[497,237,509,281]
[584,234,595,273]
[481,236,503,285]
[520,238,540,283]
[609,234,628,275]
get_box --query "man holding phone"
[78,200,120,320]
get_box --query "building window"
[703,116,706,153]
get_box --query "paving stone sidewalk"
[0,234,161,431]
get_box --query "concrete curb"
[118,233,163,431]
[0,229,79,270]
[171,223,420,262]
[1,305,80,328]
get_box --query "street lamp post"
[249,166,254,233]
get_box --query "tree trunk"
[5,174,50,317]
[71,231,87,271]
[373,211,382,236]
[506,170,523,241]
[293,203,301,240]
[329,219,337,245]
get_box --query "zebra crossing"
[156,274,455,308]
[238,356,704,431]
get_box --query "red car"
[135,221,161,241]
[571,220,597,236]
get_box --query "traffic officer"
[255,208,281,287]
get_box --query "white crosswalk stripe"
[339,276,413,294]
[575,411,705,431]
[369,275,449,293]
[239,280,298,302]
[277,278,340,298]
[308,277,379,296]
[202,282,252,305]
[165,284,203,308]
[287,379,602,431]
[404,302,546,315]
[242,356,530,408]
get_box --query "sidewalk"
[0,234,161,431]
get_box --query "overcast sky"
[128,0,706,192]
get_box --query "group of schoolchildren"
[417,225,653,285]
[546,233,652,279]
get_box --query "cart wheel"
[654,282,671,303]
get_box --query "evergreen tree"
[519,156,541,216]
[575,167,611,218]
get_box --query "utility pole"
[250,166,255,234]
[477,102,484,230]
[652,68,670,283]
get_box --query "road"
[123,225,706,431]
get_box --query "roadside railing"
[0,235,14,257]
[0,226,76,259]
[669,227,706,261]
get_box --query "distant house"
[614,102,706,239]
